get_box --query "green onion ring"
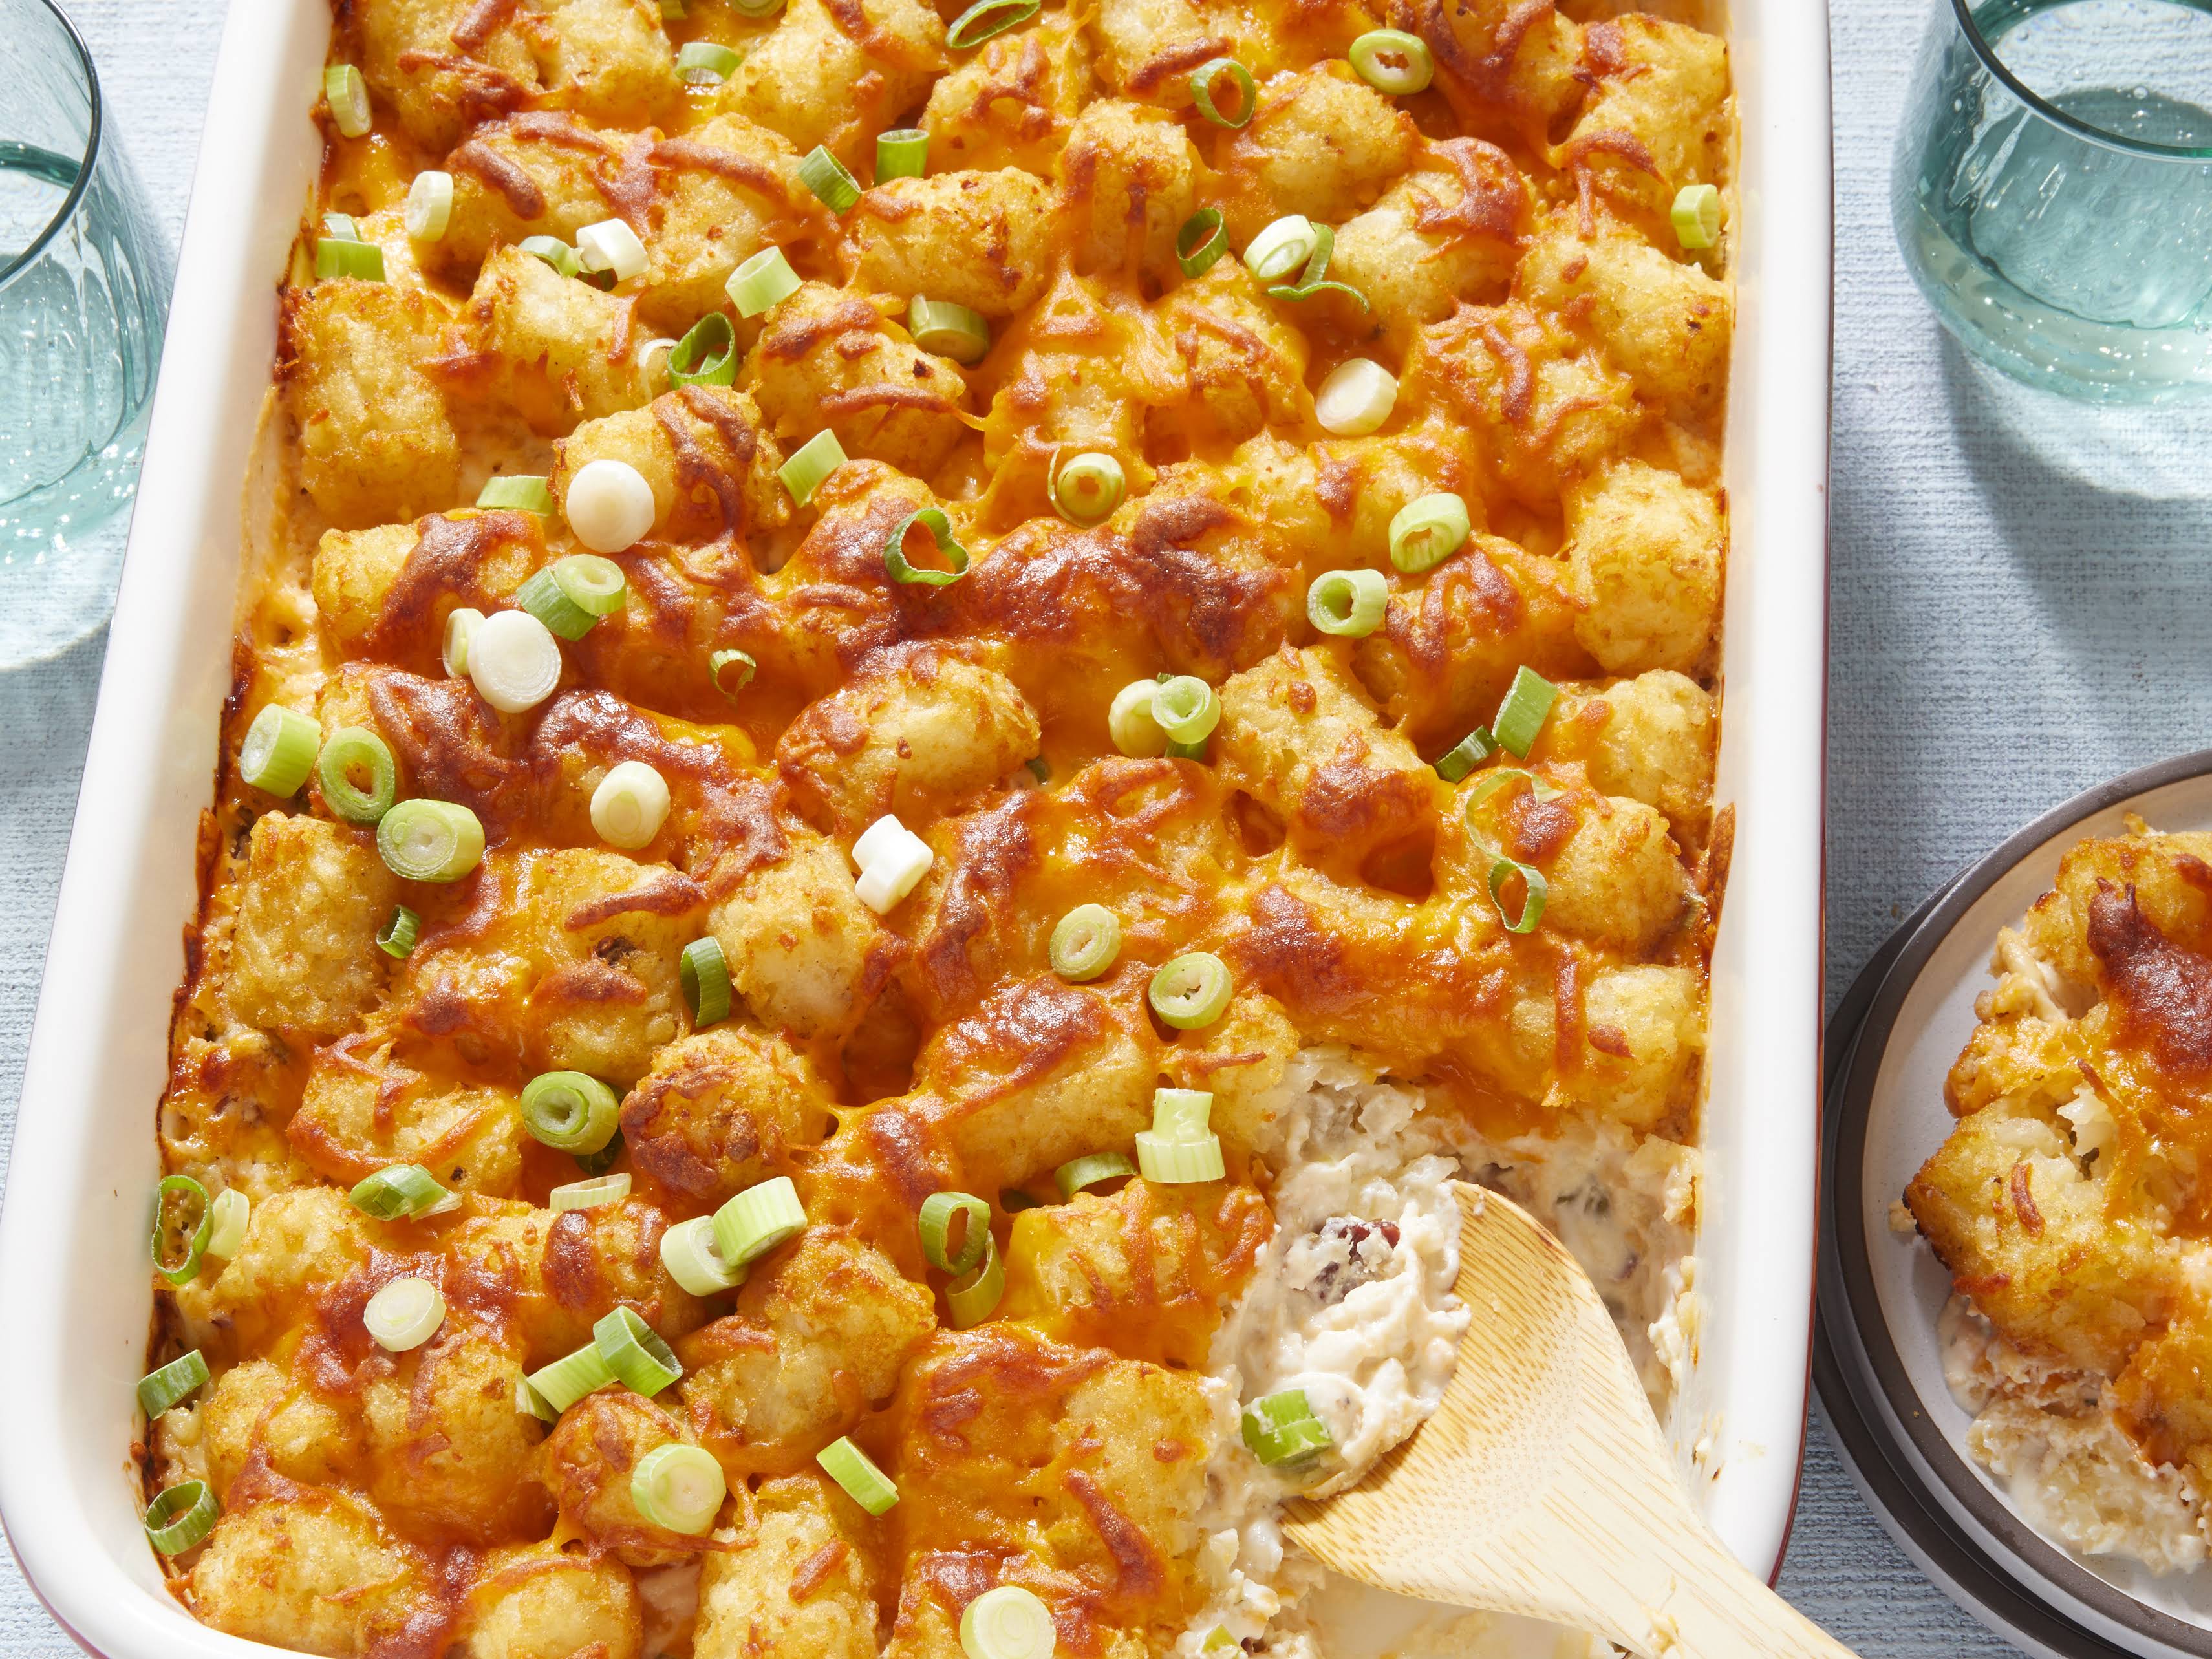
[1048,903,1121,982]
[1051,451,1126,525]
[876,128,929,182]
[817,1436,900,1514]
[377,904,420,958]
[151,1175,212,1287]
[315,237,386,282]
[1348,28,1434,94]
[515,566,597,641]
[1151,675,1220,744]
[349,1162,460,1221]
[1491,665,1558,758]
[378,798,487,883]
[519,235,581,278]
[918,1190,991,1276]
[669,312,737,388]
[551,1173,632,1212]
[324,65,372,138]
[528,1342,616,1413]
[883,508,971,587]
[798,145,862,212]
[713,1175,808,1267]
[477,475,552,513]
[1190,57,1256,127]
[1176,208,1227,278]
[239,703,319,796]
[1055,1151,1135,1199]
[960,1585,1056,1659]
[1305,567,1388,637]
[1388,492,1471,575]
[676,39,742,83]
[682,936,731,1027]
[1487,853,1548,934]
[594,1305,683,1395]
[1241,1387,1332,1464]
[137,1350,210,1418]
[1432,727,1498,783]
[631,1442,727,1533]
[521,1071,622,1155]
[145,1480,219,1556]
[946,0,1040,47]
[1135,1130,1226,1183]
[316,727,397,824]
[1148,951,1232,1029]
[778,429,848,506]
[709,647,757,700]
[945,1233,1005,1327]
[660,1215,747,1296]
[726,246,800,317]
[908,295,992,365]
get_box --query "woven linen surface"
[5,0,2203,1653]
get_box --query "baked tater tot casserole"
[1909,820,2212,1578]
[134,0,1734,1652]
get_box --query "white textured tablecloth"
[7,0,2204,1652]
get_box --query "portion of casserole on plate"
[136,0,1732,1652]
[1909,819,2212,1577]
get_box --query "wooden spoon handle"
[1636,1528,1858,1659]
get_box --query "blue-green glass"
[1895,0,2212,402]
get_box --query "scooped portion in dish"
[134,0,1732,1651]
[1908,818,2212,1576]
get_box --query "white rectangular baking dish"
[0,0,1832,1649]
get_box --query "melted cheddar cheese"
[143,0,1733,1651]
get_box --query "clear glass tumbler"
[0,0,169,663]
[1895,0,2212,403]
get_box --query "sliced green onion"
[669,312,736,388]
[316,237,385,281]
[323,212,361,242]
[799,146,862,213]
[1176,208,1227,278]
[377,798,486,883]
[145,1481,218,1556]
[1150,1086,1214,1141]
[1307,568,1388,638]
[1242,1388,1332,1464]
[1149,952,1232,1029]
[577,219,649,282]
[884,508,970,586]
[727,246,800,317]
[517,566,598,641]
[1487,853,1547,934]
[1491,665,1557,758]
[520,235,580,278]
[877,129,929,182]
[528,1342,615,1413]
[631,1442,725,1533]
[817,1436,899,1514]
[1055,1152,1134,1199]
[1024,756,1050,784]
[377,904,420,959]
[1151,675,1219,744]
[137,1351,210,1418]
[709,647,757,700]
[467,603,561,701]
[732,0,785,17]
[324,65,372,138]
[151,1175,212,1287]
[713,1175,806,1267]
[1265,224,1367,310]
[239,704,319,796]
[1135,1131,1225,1183]
[945,0,1039,47]
[1108,679,1166,757]
[477,475,553,513]
[677,39,742,83]
[316,727,397,824]
[660,1214,747,1296]
[908,296,991,365]
[442,607,485,678]
[960,1584,1055,1659]
[205,1187,250,1258]
[592,760,670,849]
[1166,737,1208,760]
[364,1276,446,1352]
[1053,451,1125,525]
[349,1162,459,1221]
[945,1234,1004,1327]
[1388,493,1470,575]
[552,1173,633,1212]
[595,1305,682,1395]
[1433,728,1498,783]
[1049,904,1121,982]
[1671,183,1723,251]
[779,429,847,506]
[1348,28,1434,94]
[1461,767,1560,810]
[521,1071,621,1155]
[919,1191,991,1276]
[405,170,453,241]
[679,936,732,1029]
[517,1375,559,1421]
[1243,215,1318,283]
[565,459,657,557]
[1315,358,1397,436]
[1190,57,1256,127]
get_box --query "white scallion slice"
[528,1343,616,1413]
[1315,358,1398,436]
[677,39,741,82]
[817,1436,899,1514]
[1051,451,1124,526]
[551,1173,632,1213]
[324,65,372,138]
[1135,1130,1225,1183]
[660,1214,747,1296]
[1106,679,1167,758]
[908,295,991,365]
[727,245,800,317]
[1243,214,1318,283]
[1150,676,1219,745]
[564,458,658,554]
[442,606,486,676]
[576,218,649,282]
[467,610,563,714]
[595,1305,682,1395]
[405,169,453,241]
[590,760,671,850]
[204,1188,250,1259]
[365,1276,446,1352]
[377,798,488,883]
[239,704,320,796]
[631,1442,727,1534]
[1671,183,1723,251]
[712,1175,807,1267]
[959,1584,1055,1659]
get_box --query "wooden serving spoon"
[1283,1182,1856,1658]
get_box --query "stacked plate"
[1820,752,2212,1658]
